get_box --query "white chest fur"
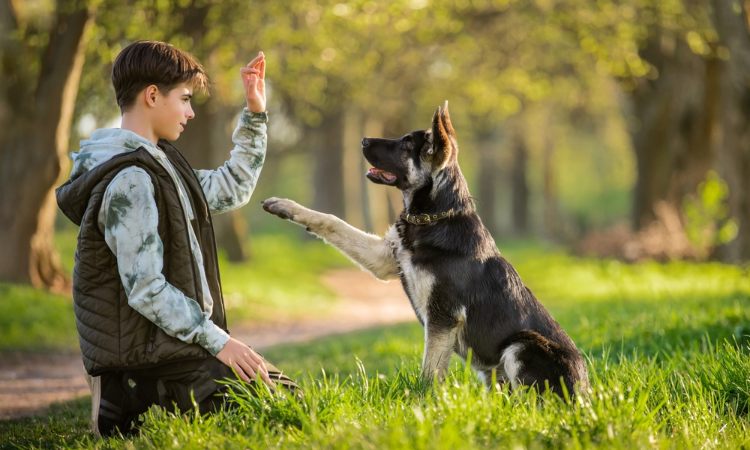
[385,225,435,322]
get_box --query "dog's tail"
[499,330,589,397]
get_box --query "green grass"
[0,283,77,352]
[2,242,749,448]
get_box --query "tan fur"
[263,198,399,280]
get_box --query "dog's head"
[362,101,458,192]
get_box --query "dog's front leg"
[262,197,399,280]
[421,323,459,382]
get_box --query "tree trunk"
[476,130,501,236]
[510,131,530,236]
[342,108,366,229]
[177,99,249,262]
[712,0,750,261]
[629,36,718,230]
[0,0,93,292]
[542,132,560,240]
[362,117,392,233]
[312,110,346,218]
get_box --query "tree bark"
[542,132,560,240]
[629,36,718,230]
[510,131,530,236]
[712,0,750,261]
[311,110,346,218]
[476,130,501,236]
[0,0,93,291]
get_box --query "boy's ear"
[428,100,457,170]
[144,84,160,107]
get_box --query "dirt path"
[0,269,412,420]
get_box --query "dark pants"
[96,357,231,436]
[97,357,296,437]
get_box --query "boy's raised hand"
[241,51,266,113]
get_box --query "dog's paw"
[262,197,300,221]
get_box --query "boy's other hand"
[216,336,274,386]
[241,51,266,113]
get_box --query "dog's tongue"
[368,167,397,183]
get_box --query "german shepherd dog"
[262,102,589,396]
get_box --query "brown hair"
[112,40,208,111]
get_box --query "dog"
[262,102,589,396]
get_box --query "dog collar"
[401,209,458,225]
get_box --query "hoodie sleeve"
[98,167,230,355]
[194,108,267,214]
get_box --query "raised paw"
[262,197,301,221]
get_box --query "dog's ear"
[427,101,457,170]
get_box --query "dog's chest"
[385,225,435,322]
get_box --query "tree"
[711,0,750,260]
[0,0,94,291]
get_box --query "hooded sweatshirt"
[61,109,266,356]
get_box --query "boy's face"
[152,82,195,141]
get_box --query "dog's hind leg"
[421,323,460,382]
[499,331,587,397]
[262,197,399,280]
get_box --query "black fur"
[363,103,589,396]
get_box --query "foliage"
[60,0,722,239]
[683,171,739,259]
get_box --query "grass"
[0,283,78,352]
[2,241,749,448]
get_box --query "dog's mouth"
[366,167,398,185]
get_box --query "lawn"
[1,241,749,448]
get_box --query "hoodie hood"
[68,128,157,182]
[57,128,160,226]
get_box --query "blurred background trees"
[2,0,749,290]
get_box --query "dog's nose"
[361,138,370,148]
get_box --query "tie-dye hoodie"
[64,109,267,356]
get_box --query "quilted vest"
[56,141,227,375]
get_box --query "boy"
[56,41,293,437]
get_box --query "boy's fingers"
[237,359,257,380]
[247,53,263,67]
[233,362,251,382]
[261,370,274,386]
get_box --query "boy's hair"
[112,40,209,112]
